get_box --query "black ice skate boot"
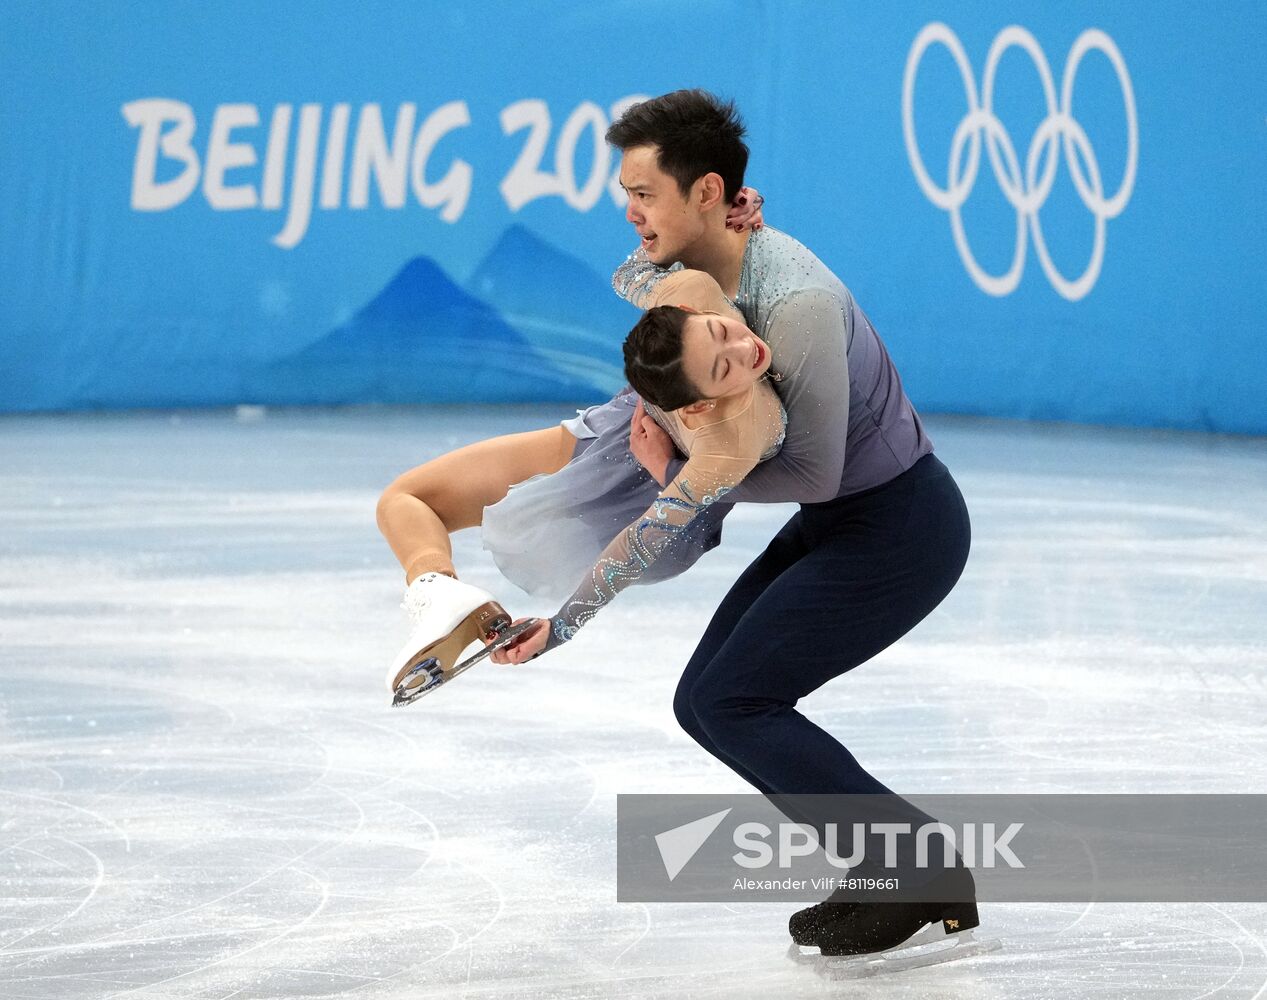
[814,865,979,957]
[788,890,862,946]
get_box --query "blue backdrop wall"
[2,1,1264,432]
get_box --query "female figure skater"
[376,260,777,701]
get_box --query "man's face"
[618,145,706,266]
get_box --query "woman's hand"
[489,617,550,665]
[725,186,765,232]
[630,398,675,486]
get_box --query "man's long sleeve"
[719,287,851,505]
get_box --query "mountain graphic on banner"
[265,228,636,405]
[467,224,637,392]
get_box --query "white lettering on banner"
[409,100,472,223]
[261,105,292,210]
[555,101,610,210]
[204,104,260,210]
[122,99,201,211]
[320,103,352,210]
[500,96,650,212]
[120,96,649,248]
[275,104,322,250]
[499,99,559,211]
[348,104,416,209]
[902,23,1138,301]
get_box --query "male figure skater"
[496,90,979,962]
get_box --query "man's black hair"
[606,89,749,203]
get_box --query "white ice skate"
[386,572,513,700]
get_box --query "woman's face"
[678,311,772,407]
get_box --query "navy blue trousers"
[674,453,971,803]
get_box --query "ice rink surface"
[2,405,1265,999]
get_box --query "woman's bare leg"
[376,424,577,584]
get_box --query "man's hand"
[630,398,675,487]
[725,186,765,232]
[489,617,550,665]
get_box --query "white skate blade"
[788,927,1002,980]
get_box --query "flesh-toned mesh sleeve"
[545,408,780,649]
[612,245,682,309]
[623,267,756,472]
[643,268,739,313]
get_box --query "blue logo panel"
[0,2,1263,432]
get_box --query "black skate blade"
[391,619,542,707]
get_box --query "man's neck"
[678,225,750,300]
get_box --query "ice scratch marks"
[0,676,521,996]
[1189,904,1267,1000]
[609,903,651,968]
[2,410,1263,996]
[0,788,132,856]
[0,777,122,964]
[1,837,104,953]
[99,868,331,999]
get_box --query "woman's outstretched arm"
[376,424,576,583]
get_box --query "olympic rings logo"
[902,24,1138,301]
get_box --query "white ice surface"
[1,405,1265,999]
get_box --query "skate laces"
[400,576,436,621]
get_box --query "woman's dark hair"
[606,89,749,203]
[623,305,704,412]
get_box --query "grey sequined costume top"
[486,225,932,650]
[614,226,932,503]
